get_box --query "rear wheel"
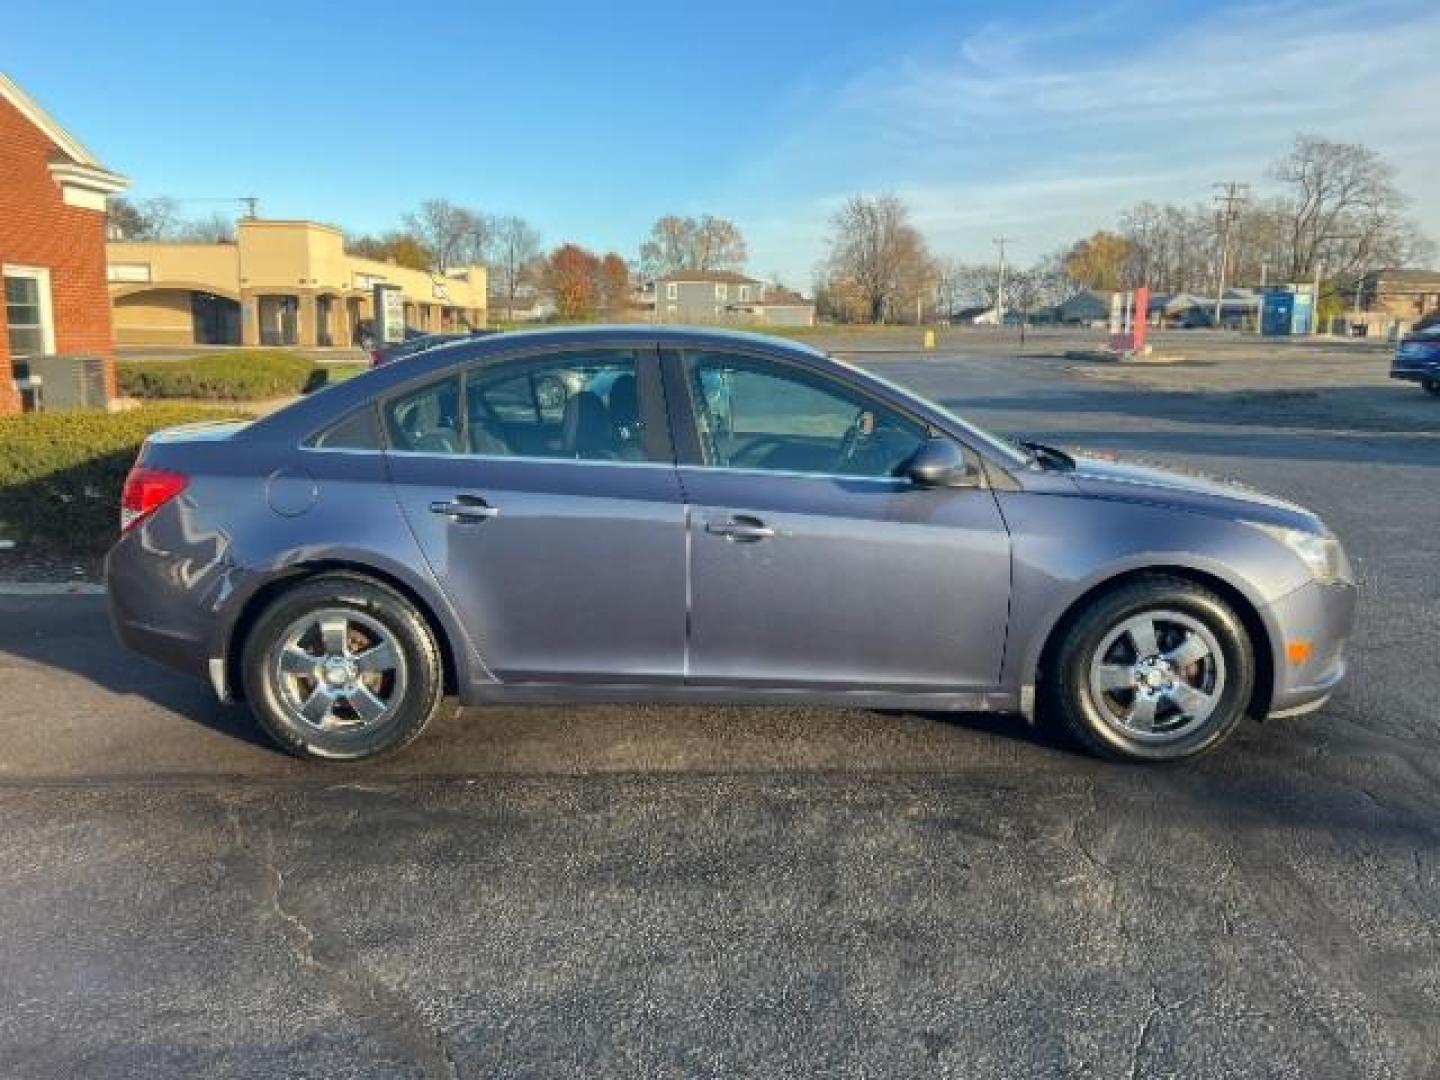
[242,574,444,760]
[1040,576,1255,762]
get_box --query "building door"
[258,296,298,346]
[316,296,334,346]
[191,292,241,345]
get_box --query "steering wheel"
[835,409,869,470]
[729,435,789,469]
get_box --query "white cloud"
[732,0,1440,284]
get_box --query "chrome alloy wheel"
[270,608,408,733]
[1087,609,1227,743]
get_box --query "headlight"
[1251,523,1353,584]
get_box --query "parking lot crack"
[217,795,461,1080]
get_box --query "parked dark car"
[106,327,1355,763]
[1391,320,1440,396]
[369,329,499,368]
[352,319,428,351]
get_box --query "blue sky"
[7,0,1438,284]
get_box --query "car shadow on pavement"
[0,595,282,754]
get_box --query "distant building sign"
[431,278,450,301]
[374,283,405,344]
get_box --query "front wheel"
[1423,378,1440,397]
[241,573,445,760]
[1040,576,1256,762]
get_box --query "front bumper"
[1262,578,1356,718]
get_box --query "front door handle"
[429,495,499,522]
[706,515,775,541]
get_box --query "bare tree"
[457,210,495,268]
[690,215,747,272]
[107,196,183,240]
[403,199,475,271]
[489,215,542,322]
[823,194,931,324]
[950,262,1002,311]
[171,211,236,243]
[639,214,747,276]
[1271,134,1419,280]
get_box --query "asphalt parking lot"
[2,339,1437,1078]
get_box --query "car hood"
[1066,453,1322,532]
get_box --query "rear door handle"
[429,495,499,522]
[706,515,775,541]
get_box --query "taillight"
[120,466,188,532]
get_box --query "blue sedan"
[1391,322,1440,396]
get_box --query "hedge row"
[117,350,366,401]
[0,405,251,554]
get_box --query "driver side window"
[683,351,927,478]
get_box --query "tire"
[241,573,445,761]
[1423,378,1440,397]
[1038,575,1256,762]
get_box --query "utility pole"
[1212,182,1248,331]
[1256,258,1268,334]
[993,236,1010,326]
[1312,258,1324,335]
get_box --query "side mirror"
[906,439,982,489]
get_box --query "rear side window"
[310,406,382,450]
[385,376,462,454]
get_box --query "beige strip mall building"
[108,219,487,348]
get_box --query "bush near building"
[0,404,250,554]
[117,350,366,401]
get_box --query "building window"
[738,285,750,301]
[666,282,678,301]
[716,284,728,301]
[4,266,55,359]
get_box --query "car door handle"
[706,515,775,541]
[429,496,499,522]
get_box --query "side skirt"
[461,681,1018,713]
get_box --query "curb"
[0,582,106,596]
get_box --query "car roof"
[241,325,1030,462]
[246,326,830,438]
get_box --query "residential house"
[0,72,128,413]
[648,270,815,327]
[1357,268,1440,322]
[1047,289,1113,327]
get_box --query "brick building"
[0,73,127,413]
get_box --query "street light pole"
[1312,259,1324,336]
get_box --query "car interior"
[686,359,927,478]
[385,359,645,461]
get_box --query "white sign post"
[373,283,405,345]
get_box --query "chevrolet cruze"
[106,327,1355,762]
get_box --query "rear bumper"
[104,515,252,694]
[1262,578,1356,718]
[1390,368,1435,384]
